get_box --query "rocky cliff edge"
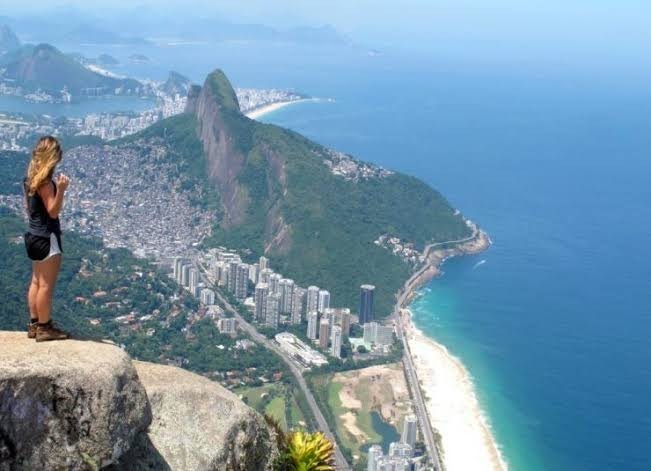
[0,331,278,470]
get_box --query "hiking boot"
[35,321,69,342]
[27,322,37,339]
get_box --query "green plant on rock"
[266,414,335,471]
[284,430,335,471]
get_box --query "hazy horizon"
[2,0,650,68]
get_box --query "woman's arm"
[38,174,70,219]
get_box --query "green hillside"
[0,43,143,96]
[126,69,471,317]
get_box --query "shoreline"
[245,98,311,120]
[398,228,508,471]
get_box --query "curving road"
[195,261,350,470]
[392,231,483,471]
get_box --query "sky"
[2,0,650,70]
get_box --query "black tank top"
[24,178,62,237]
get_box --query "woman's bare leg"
[27,265,39,320]
[34,255,61,324]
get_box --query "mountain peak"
[204,68,240,113]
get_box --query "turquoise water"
[4,38,650,470]
[259,57,651,470]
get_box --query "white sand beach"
[402,310,508,471]
[245,99,306,120]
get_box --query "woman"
[23,136,71,342]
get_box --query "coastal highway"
[195,261,351,471]
[393,232,483,471]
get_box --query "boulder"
[0,331,151,470]
[115,361,279,471]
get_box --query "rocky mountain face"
[0,25,20,53]
[180,68,471,315]
[0,331,278,470]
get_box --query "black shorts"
[24,232,63,262]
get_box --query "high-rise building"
[173,257,183,281]
[307,311,318,340]
[254,283,269,323]
[306,286,320,313]
[319,318,330,349]
[259,255,269,271]
[269,273,282,295]
[359,284,376,324]
[215,261,228,287]
[227,261,239,294]
[318,289,330,313]
[259,268,273,285]
[401,414,418,448]
[331,325,342,358]
[291,288,306,324]
[248,264,259,284]
[279,278,295,313]
[217,317,238,334]
[330,308,351,338]
[200,288,215,306]
[367,445,383,471]
[235,263,249,299]
[266,292,281,329]
[188,267,199,294]
[181,264,191,287]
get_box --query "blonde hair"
[26,136,62,196]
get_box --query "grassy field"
[311,363,412,464]
[236,383,306,431]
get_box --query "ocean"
[249,47,651,470]
[5,39,650,470]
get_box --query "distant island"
[129,53,150,64]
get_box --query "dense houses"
[0,86,306,152]
[324,149,394,182]
[235,88,306,113]
[60,140,217,257]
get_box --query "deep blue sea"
[6,39,651,470]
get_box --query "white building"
[307,311,318,340]
[188,267,199,294]
[269,273,282,295]
[259,268,273,285]
[367,445,383,471]
[318,289,330,313]
[306,286,320,313]
[200,288,215,306]
[275,332,328,368]
[266,292,281,329]
[248,264,259,284]
[363,322,394,347]
[259,255,269,271]
[401,414,418,449]
[331,325,342,359]
[291,288,306,324]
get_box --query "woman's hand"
[57,174,70,192]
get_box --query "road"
[392,233,482,471]
[195,261,351,470]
